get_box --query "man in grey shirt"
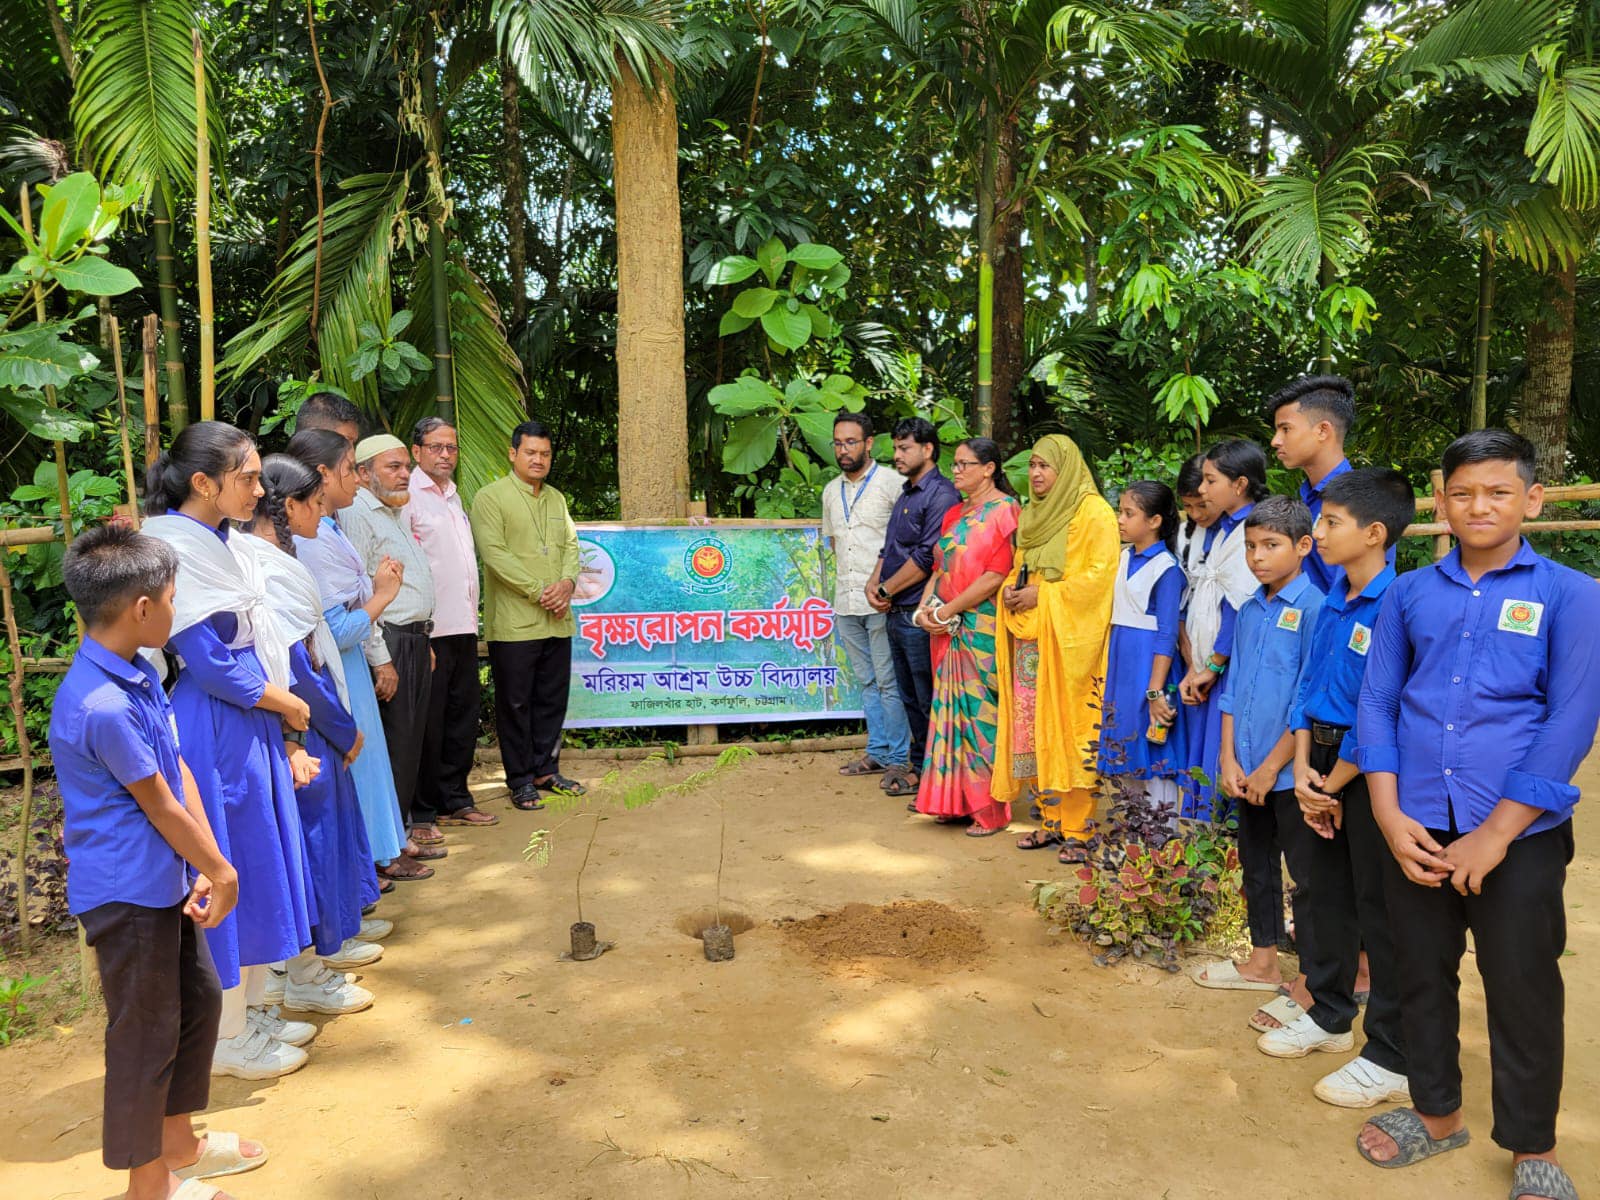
[341,434,444,855]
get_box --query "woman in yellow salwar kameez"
[996,434,1119,864]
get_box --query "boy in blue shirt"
[1192,496,1323,1000]
[51,524,266,1200]
[1354,431,1599,1199]
[1258,469,1417,1114]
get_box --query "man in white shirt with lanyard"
[821,411,910,779]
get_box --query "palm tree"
[1190,0,1560,370]
[71,0,224,428]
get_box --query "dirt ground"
[3,748,1597,1200]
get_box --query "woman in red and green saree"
[911,438,1021,836]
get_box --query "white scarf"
[142,513,293,690]
[294,515,372,610]
[240,531,350,710]
[1186,517,1258,665]
[1111,547,1177,632]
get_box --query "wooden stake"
[1,554,34,953]
[142,314,161,467]
[110,317,140,522]
[193,28,215,420]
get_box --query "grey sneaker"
[247,1004,317,1048]
[283,966,374,1015]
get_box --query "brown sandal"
[839,755,889,776]
[883,767,919,798]
[377,859,434,882]
[436,807,499,827]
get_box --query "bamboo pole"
[110,318,140,521]
[142,314,161,467]
[193,29,215,420]
[1,554,35,952]
[1429,469,1451,561]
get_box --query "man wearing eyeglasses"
[822,412,910,784]
[405,417,498,831]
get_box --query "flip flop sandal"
[176,1131,269,1181]
[1249,993,1303,1033]
[404,843,447,861]
[1189,959,1284,992]
[1058,843,1089,864]
[378,879,396,894]
[1509,1158,1579,1200]
[1016,831,1064,850]
[839,756,889,776]
[538,774,588,795]
[437,808,500,826]
[378,860,434,882]
[409,826,446,845]
[965,823,1004,837]
[1356,1108,1470,1169]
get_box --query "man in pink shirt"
[406,418,498,828]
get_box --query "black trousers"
[1381,819,1572,1153]
[488,637,572,791]
[886,607,934,768]
[1238,787,1291,949]
[379,624,434,828]
[415,633,481,823]
[1299,734,1406,1075]
[81,901,221,1169]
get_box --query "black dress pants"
[81,900,221,1169]
[886,607,934,768]
[488,637,572,791]
[415,633,481,822]
[1300,733,1406,1076]
[379,624,434,828]
[1380,819,1572,1153]
[1237,787,1286,949]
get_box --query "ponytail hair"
[1176,452,1206,539]
[143,421,255,516]
[286,427,353,476]
[1202,438,1269,502]
[253,454,322,555]
[1122,479,1179,553]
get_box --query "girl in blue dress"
[142,422,317,1080]
[1176,440,1268,822]
[242,456,383,987]
[285,429,419,881]
[1099,481,1184,818]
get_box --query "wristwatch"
[1145,688,1165,701]
[875,584,890,601]
[1205,654,1227,675]
[282,727,305,746]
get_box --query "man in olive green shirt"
[470,419,585,809]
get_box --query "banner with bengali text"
[567,523,862,727]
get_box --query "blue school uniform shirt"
[1219,572,1324,792]
[1203,502,1253,656]
[1289,563,1397,763]
[1299,459,1397,594]
[1356,541,1600,838]
[50,637,189,915]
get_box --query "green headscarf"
[1017,434,1099,581]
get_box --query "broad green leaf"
[718,310,754,336]
[48,255,140,296]
[395,341,431,371]
[802,303,835,338]
[787,243,843,271]
[705,255,761,286]
[707,374,780,416]
[381,346,401,371]
[793,409,840,460]
[731,287,780,318]
[820,372,856,394]
[0,329,98,389]
[756,235,787,286]
[387,309,415,338]
[721,413,782,474]
[783,377,824,408]
[0,392,94,441]
[36,174,101,257]
[348,346,380,381]
[357,321,382,342]
[820,263,851,292]
[761,306,811,351]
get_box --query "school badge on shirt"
[1348,623,1372,655]
[1498,599,1544,637]
[1276,607,1302,632]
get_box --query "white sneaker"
[1256,1012,1355,1059]
[359,917,393,942]
[1313,1057,1412,1108]
[283,965,374,1015]
[262,965,287,1005]
[212,1026,308,1079]
[321,938,383,969]
[247,1004,317,1048]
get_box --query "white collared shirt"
[820,464,901,617]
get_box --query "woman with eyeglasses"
[909,437,1021,836]
[994,434,1120,863]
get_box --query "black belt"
[387,619,434,636]
[1310,721,1348,748]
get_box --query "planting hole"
[676,909,756,940]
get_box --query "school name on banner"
[567,524,862,727]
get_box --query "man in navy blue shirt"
[51,524,265,1199]
[865,417,960,798]
[1353,431,1599,1196]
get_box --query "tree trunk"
[974,120,996,439]
[151,184,187,432]
[1470,237,1494,431]
[990,115,1025,451]
[502,60,528,325]
[1316,253,1335,373]
[1082,228,1100,322]
[419,24,454,423]
[614,62,689,520]
[1521,255,1576,483]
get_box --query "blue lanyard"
[840,464,878,526]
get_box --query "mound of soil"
[778,900,986,967]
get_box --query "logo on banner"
[1498,598,1544,636]
[684,536,733,593]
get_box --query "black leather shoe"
[509,784,546,810]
